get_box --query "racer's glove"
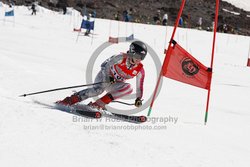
[135,98,142,107]
[109,77,115,84]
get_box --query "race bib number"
[110,65,124,81]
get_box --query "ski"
[75,109,102,119]
[75,109,147,123]
[108,112,147,123]
[33,100,146,123]
[73,28,98,35]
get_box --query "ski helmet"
[128,41,147,60]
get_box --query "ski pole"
[19,81,106,97]
[112,100,135,106]
[112,99,144,106]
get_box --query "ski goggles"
[129,51,146,60]
[133,53,146,60]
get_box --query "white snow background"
[222,0,250,12]
[0,1,250,167]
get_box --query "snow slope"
[223,0,250,12]
[0,4,250,167]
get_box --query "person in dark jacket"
[31,3,36,15]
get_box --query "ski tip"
[95,112,102,118]
[139,116,147,122]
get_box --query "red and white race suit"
[78,53,145,100]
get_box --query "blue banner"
[5,10,14,17]
[81,19,95,30]
[126,34,134,41]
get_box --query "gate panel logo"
[181,58,199,76]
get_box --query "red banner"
[162,41,212,90]
[248,58,250,67]
[109,37,119,44]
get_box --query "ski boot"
[87,93,114,111]
[56,94,81,106]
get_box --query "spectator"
[114,12,119,21]
[31,3,36,15]
[92,11,96,18]
[123,10,129,22]
[153,10,161,25]
[223,24,228,33]
[62,5,67,15]
[208,21,214,31]
[197,17,202,30]
[127,8,133,22]
[179,17,183,27]
[162,13,168,25]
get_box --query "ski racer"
[56,41,147,110]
